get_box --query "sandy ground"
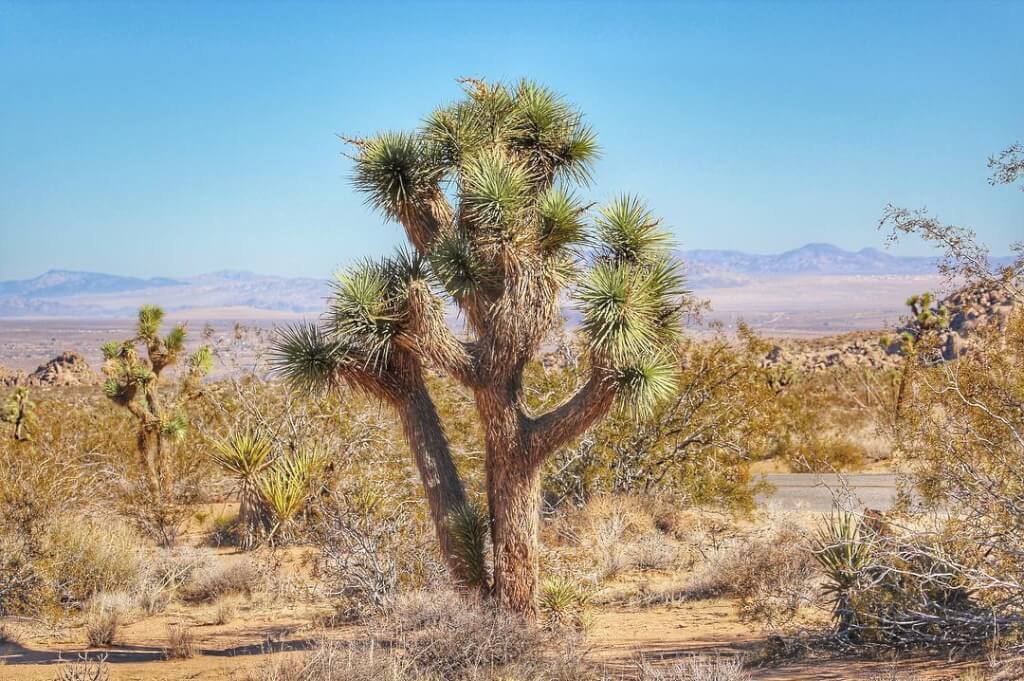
[1,596,978,681]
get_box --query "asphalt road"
[758,473,898,512]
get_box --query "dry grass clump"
[634,655,751,681]
[183,558,261,603]
[84,591,133,647]
[84,610,119,647]
[44,517,146,608]
[164,623,196,659]
[213,597,237,625]
[683,517,817,628]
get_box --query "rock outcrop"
[25,351,99,386]
[764,284,1019,372]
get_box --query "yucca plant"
[539,576,592,630]
[272,78,686,615]
[813,510,873,634]
[256,448,321,543]
[100,305,212,546]
[210,429,274,548]
[1,386,35,442]
[447,500,492,593]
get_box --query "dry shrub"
[136,547,212,614]
[54,656,110,681]
[85,610,119,647]
[0,621,23,646]
[635,654,750,681]
[685,518,817,628]
[385,589,547,680]
[313,489,441,621]
[213,597,237,625]
[164,624,196,659]
[184,558,260,603]
[44,517,145,608]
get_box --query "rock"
[26,351,99,387]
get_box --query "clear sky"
[1,0,1021,280]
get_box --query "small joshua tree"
[1,387,35,442]
[273,79,685,615]
[101,305,212,545]
[210,429,274,548]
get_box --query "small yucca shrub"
[539,576,592,630]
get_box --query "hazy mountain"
[681,243,942,283]
[0,269,183,298]
[0,244,1011,318]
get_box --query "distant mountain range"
[0,244,1011,318]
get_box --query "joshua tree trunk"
[396,379,474,587]
[487,446,542,616]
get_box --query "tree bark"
[395,379,476,587]
[477,389,541,617]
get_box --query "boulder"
[26,351,99,387]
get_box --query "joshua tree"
[101,305,212,545]
[1,387,35,442]
[273,79,685,615]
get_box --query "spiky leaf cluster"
[275,79,685,415]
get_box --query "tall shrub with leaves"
[101,305,212,546]
[273,79,686,615]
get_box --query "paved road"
[757,473,898,512]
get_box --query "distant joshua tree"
[101,305,212,545]
[273,79,685,615]
[2,387,35,442]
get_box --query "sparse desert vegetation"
[0,79,1021,681]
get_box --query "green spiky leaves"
[269,322,345,391]
[538,187,587,253]
[506,80,598,184]
[211,429,274,481]
[610,351,679,417]
[430,233,493,300]
[595,195,673,265]
[462,149,531,230]
[577,259,685,363]
[188,345,213,378]
[447,500,492,591]
[352,132,441,219]
[137,304,165,340]
[328,261,403,368]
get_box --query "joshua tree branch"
[398,281,479,386]
[526,368,616,467]
[397,188,454,255]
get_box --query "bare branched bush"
[54,656,110,681]
[84,610,119,647]
[685,517,817,629]
[313,488,440,620]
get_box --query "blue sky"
[1,0,1021,280]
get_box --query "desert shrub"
[134,546,212,614]
[635,655,750,681]
[384,589,546,680]
[539,576,592,630]
[538,329,773,511]
[44,517,145,608]
[0,621,23,646]
[54,656,110,681]
[813,511,998,648]
[207,511,241,548]
[85,610,119,647]
[164,624,196,659]
[213,597,237,625]
[313,488,440,620]
[183,558,261,603]
[685,518,817,628]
